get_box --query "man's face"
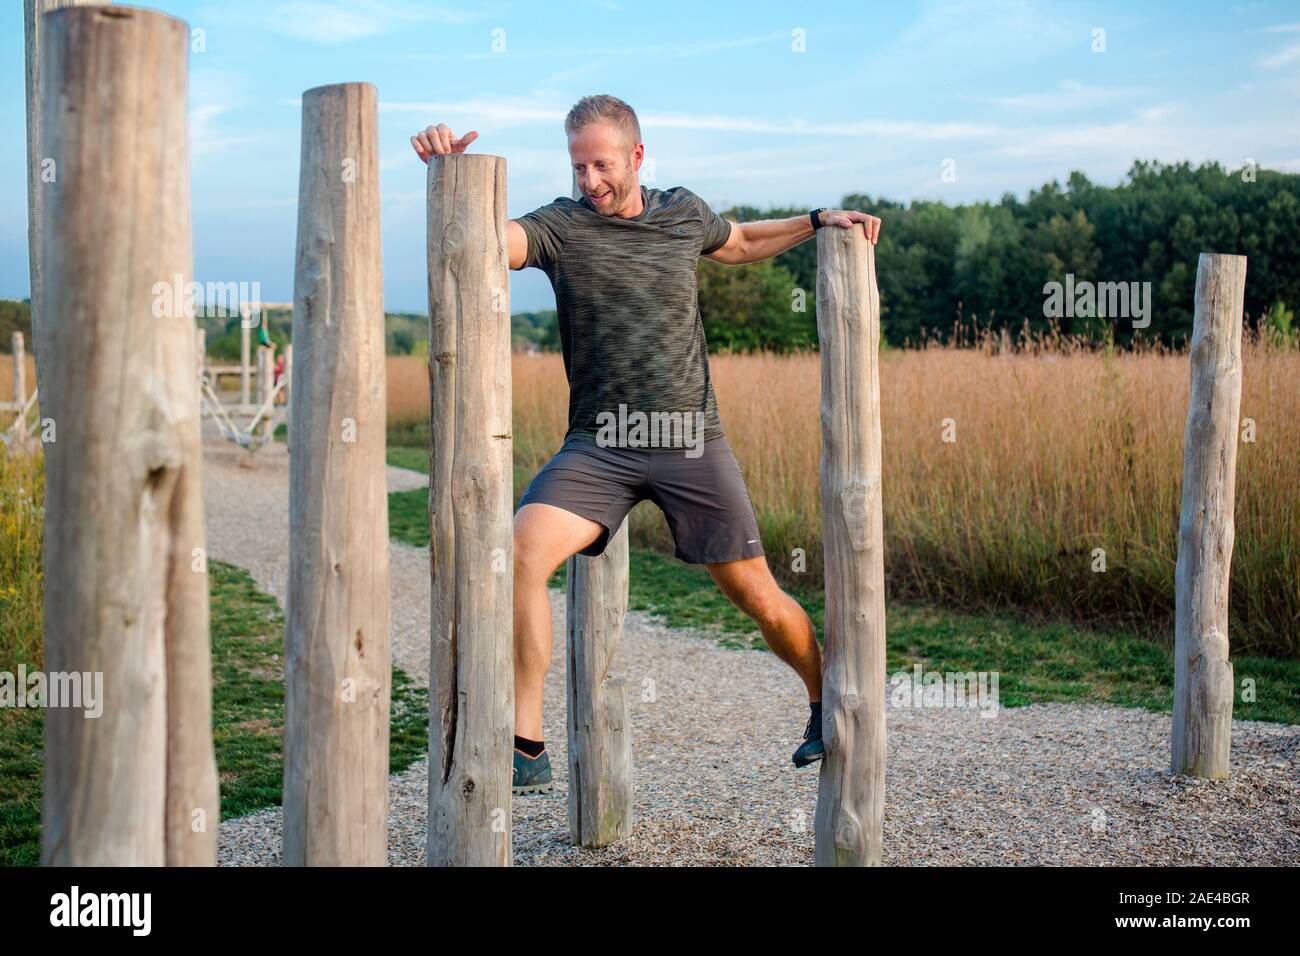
[568,121,642,217]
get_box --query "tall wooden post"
[813,220,885,867]
[282,342,293,420]
[194,327,206,384]
[285,82,390,866]
[10,332,30,449]
[25,0,110,408]
[39,5,218,866]
[11,332,27,407]
[563,170,633,847]
[565,528,633,846]
[256,345,272,440]
[427,153,513,867]
[1172,253,1247,779]
[239,308,251,407]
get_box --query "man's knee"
[729,582,784,626]
[513,531,554,586]
[513,503,603,585]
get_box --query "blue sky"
[2,0,1298,312]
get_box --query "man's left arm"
[704,210,881,266]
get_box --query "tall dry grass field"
[724,337,1297,656]
[0,447,43,671]
[387,351,571,484]
[387,354,428,438]
[0,352,42,670]
[0,354,37,407]
[389,339,1298,656]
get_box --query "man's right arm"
[411,122,531,270]
[507,220,529,270]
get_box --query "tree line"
[703,159,1299,351]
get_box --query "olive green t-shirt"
[516,184,733,449]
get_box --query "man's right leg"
[512,502,606,740]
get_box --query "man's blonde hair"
[564,94,641,150]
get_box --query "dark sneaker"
[513,748,554,794]
[792,709,824,768]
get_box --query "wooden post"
[427,153,513,867]
[565,526,633,846]
[564,169,633,846]
[10,332,30,449]
[38,5,217,866]
[25,0,110,408]
[282,342,293,417]
[813,219,885,867]
[285,82,390,866]
[239,308,251,407]
[11,332,26,407]
[256,345,272,440]
[1172,253,1247,779]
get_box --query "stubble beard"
[591,175,632,217]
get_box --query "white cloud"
[643,113,999,140]
[1261,42,1300,68]
[197,1,493,46]
[1137,105,1176,122]
[891,0,1083,63]
[986,80,1145,112]
[383,30,790,62]
[190,71,264,157]
[380,98,998,141]
[381,98,566,127]
[533,61,608,94]
[992,118,1292,170]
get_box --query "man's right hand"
[411,123,480,164]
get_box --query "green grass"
[387,419,429,450]
[386,446,428,473]
[208,560,428,817]
[0,708,41,866]
[387,443,1300,726]
[0,559,429,867]
[388,485,429,548]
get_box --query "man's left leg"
[648,434,827,766]
[704,554,822,704]
[706,555,826,766]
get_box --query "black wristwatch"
[810,207,826,230]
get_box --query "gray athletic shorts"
[515,432,765,564]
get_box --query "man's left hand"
[824,210,881,244]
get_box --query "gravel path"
[203,431,1300,866]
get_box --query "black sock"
[809,700,822,716]
[514,734,545,757]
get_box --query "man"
[411,94,880,795]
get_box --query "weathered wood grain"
[566,521,633,847]
[1172,252,1247,779]
[39,4,218,866]
[24,0,109,406]
[814,221,885,867]
[427,153,514,866]
[285,82,391,865]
